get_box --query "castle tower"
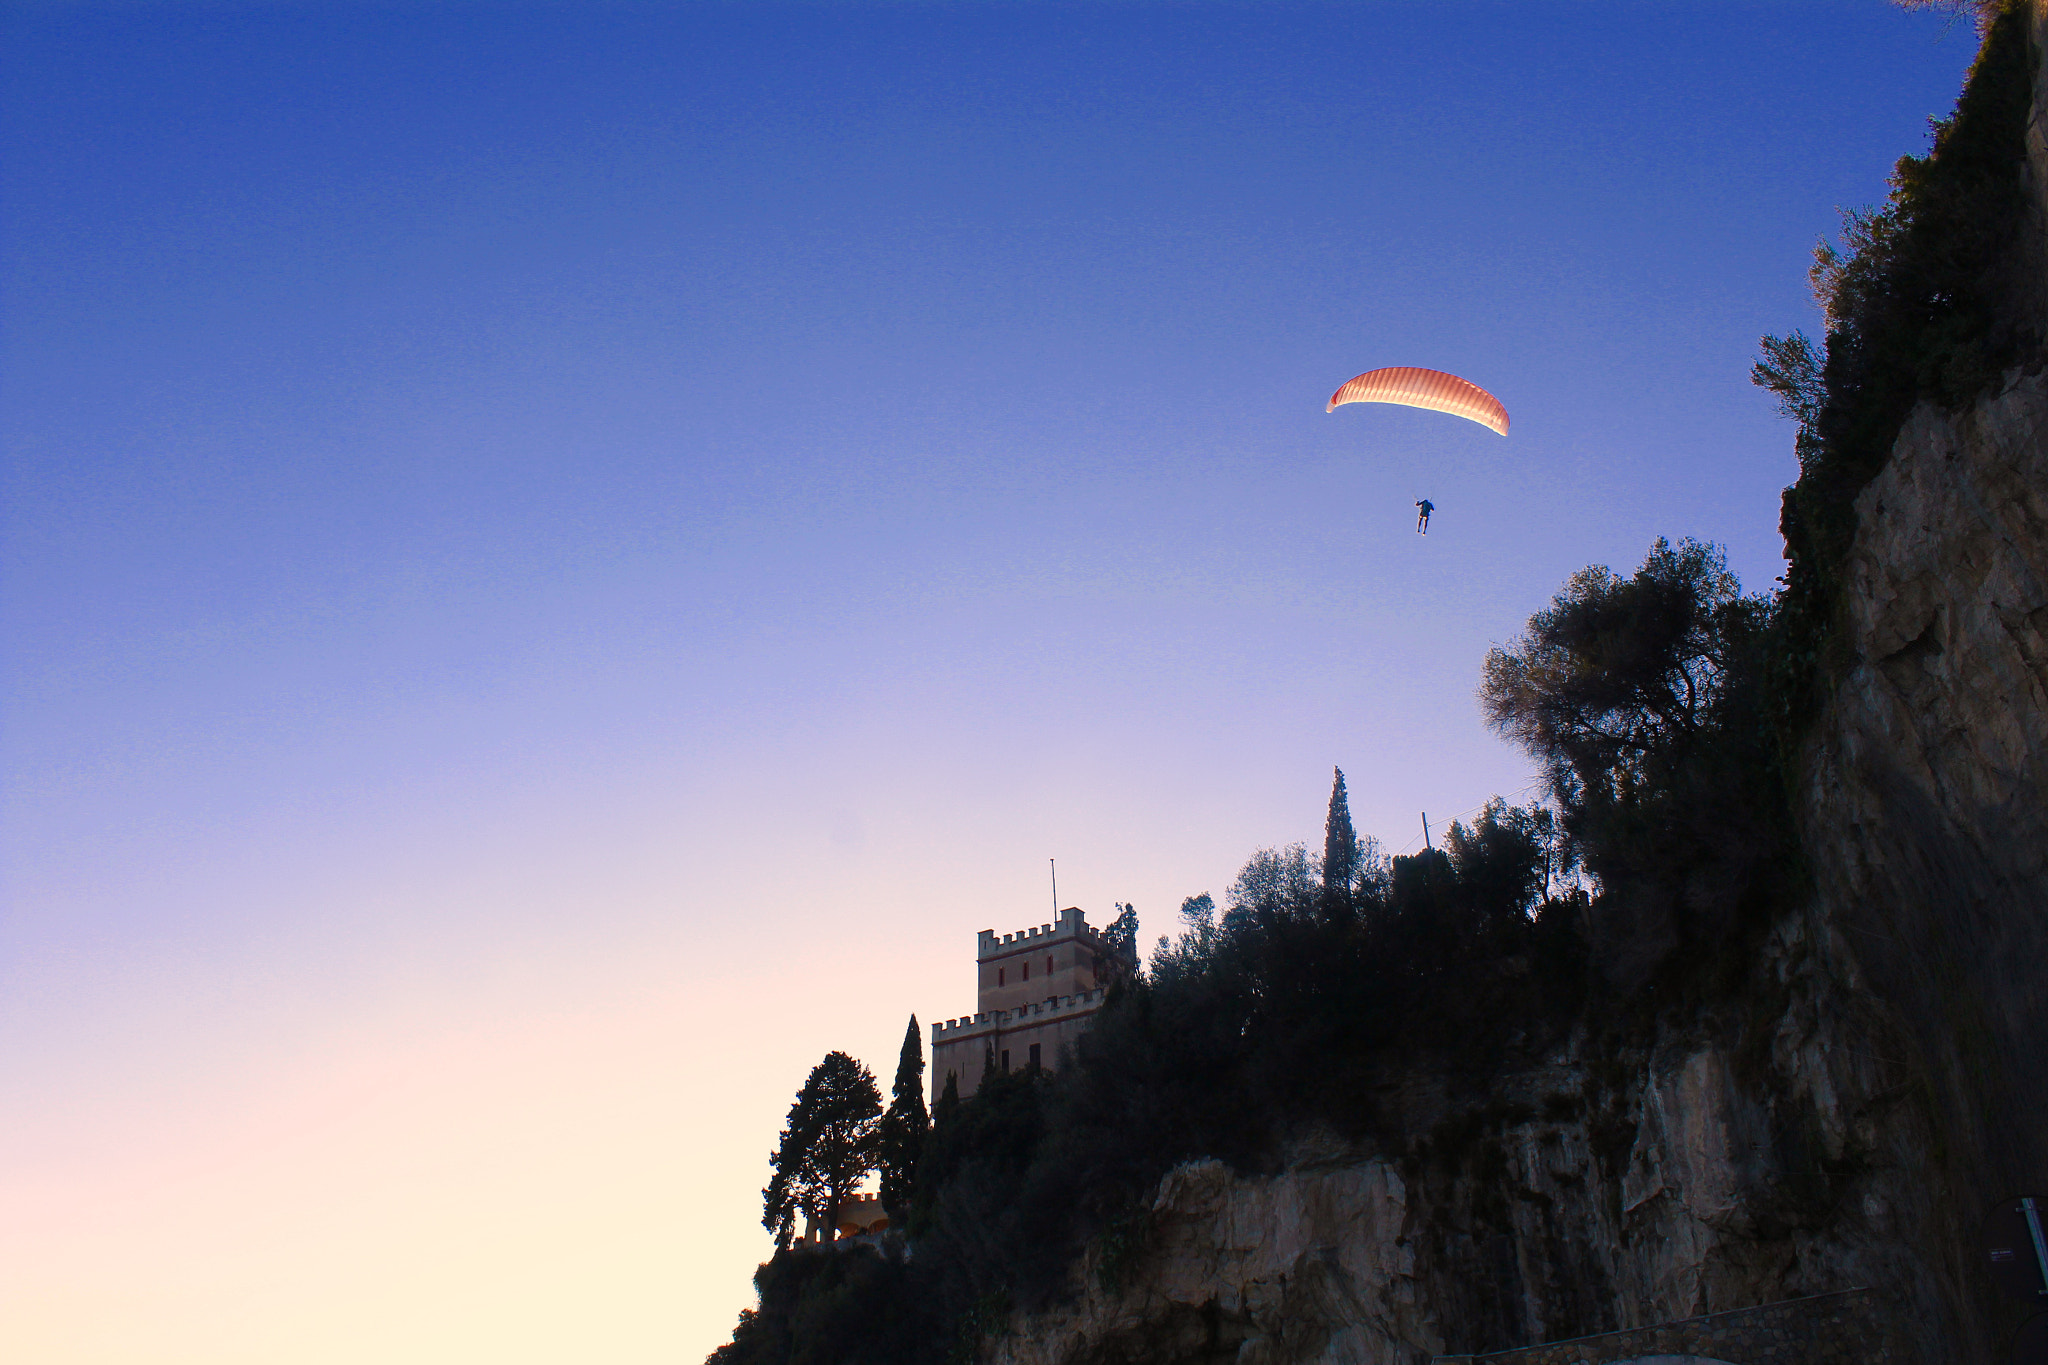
[928,905,1133,1103]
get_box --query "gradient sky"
[1,4,1978,1361]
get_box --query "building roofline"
[976,905,1115,961]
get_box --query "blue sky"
[1,4,1979,1361]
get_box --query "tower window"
[1000,1050,1010,1074]
[1022,962,1030,981]
[1047,956,1054,976]
[998,968,1005,986]
[1029,1043,1041,1070]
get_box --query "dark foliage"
[905,1066,1064,1299]
[1481,538,1791,992]
[1100,903,1140,971]
[763,1051,883,1248]
[876,1017,930,1224]
[1480,538,1751,792]
[709,1242,944,1365]
[1322,767,1359,914]
[1757,2,2040,723]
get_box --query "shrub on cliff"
[1756,0,2040,715]
[709,1241,939,1365]
[1480,538,1789,993]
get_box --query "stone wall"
[931,989,1109,1101]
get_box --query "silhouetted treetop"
[1323,767,1359,912]
[876,1017,930,1223]
[762,1050,882,1247]
[1479,537,1754,803]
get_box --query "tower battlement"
[932,988,1108,1039]
[930,905,1133,1103]
[975,905,1114,960]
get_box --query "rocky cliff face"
[1793,0,2048,1348]
[987,959,1949,1364]
[1796,365,2048,1362]
[985,9,2048,1363]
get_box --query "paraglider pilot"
[1415,499,1434,534]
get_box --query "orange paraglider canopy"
[1326,367,1508,436]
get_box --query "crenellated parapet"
[930,988,1110,1046]
[798,1191,891,1244]
[929,904,1135,1103]
[976,905,1116,961]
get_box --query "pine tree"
[1323,766,1359,912]
[876,1015,930,1222]
[761,1050,883,1246]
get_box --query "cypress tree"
[876,1015,930,1222]
[1323,766,1359,910]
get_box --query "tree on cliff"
[762,1050,882,1246]
[1226,844,1317,928]
[1755,0,2037,693]
[1479,537,1785,986]
[1323,766,1359,913]
[1479,537,1747,803]
[1102,902,1140,972]
[1443,798,1554,920]
[875,1016,930,1223]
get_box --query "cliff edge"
[980,8,2048,1363]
